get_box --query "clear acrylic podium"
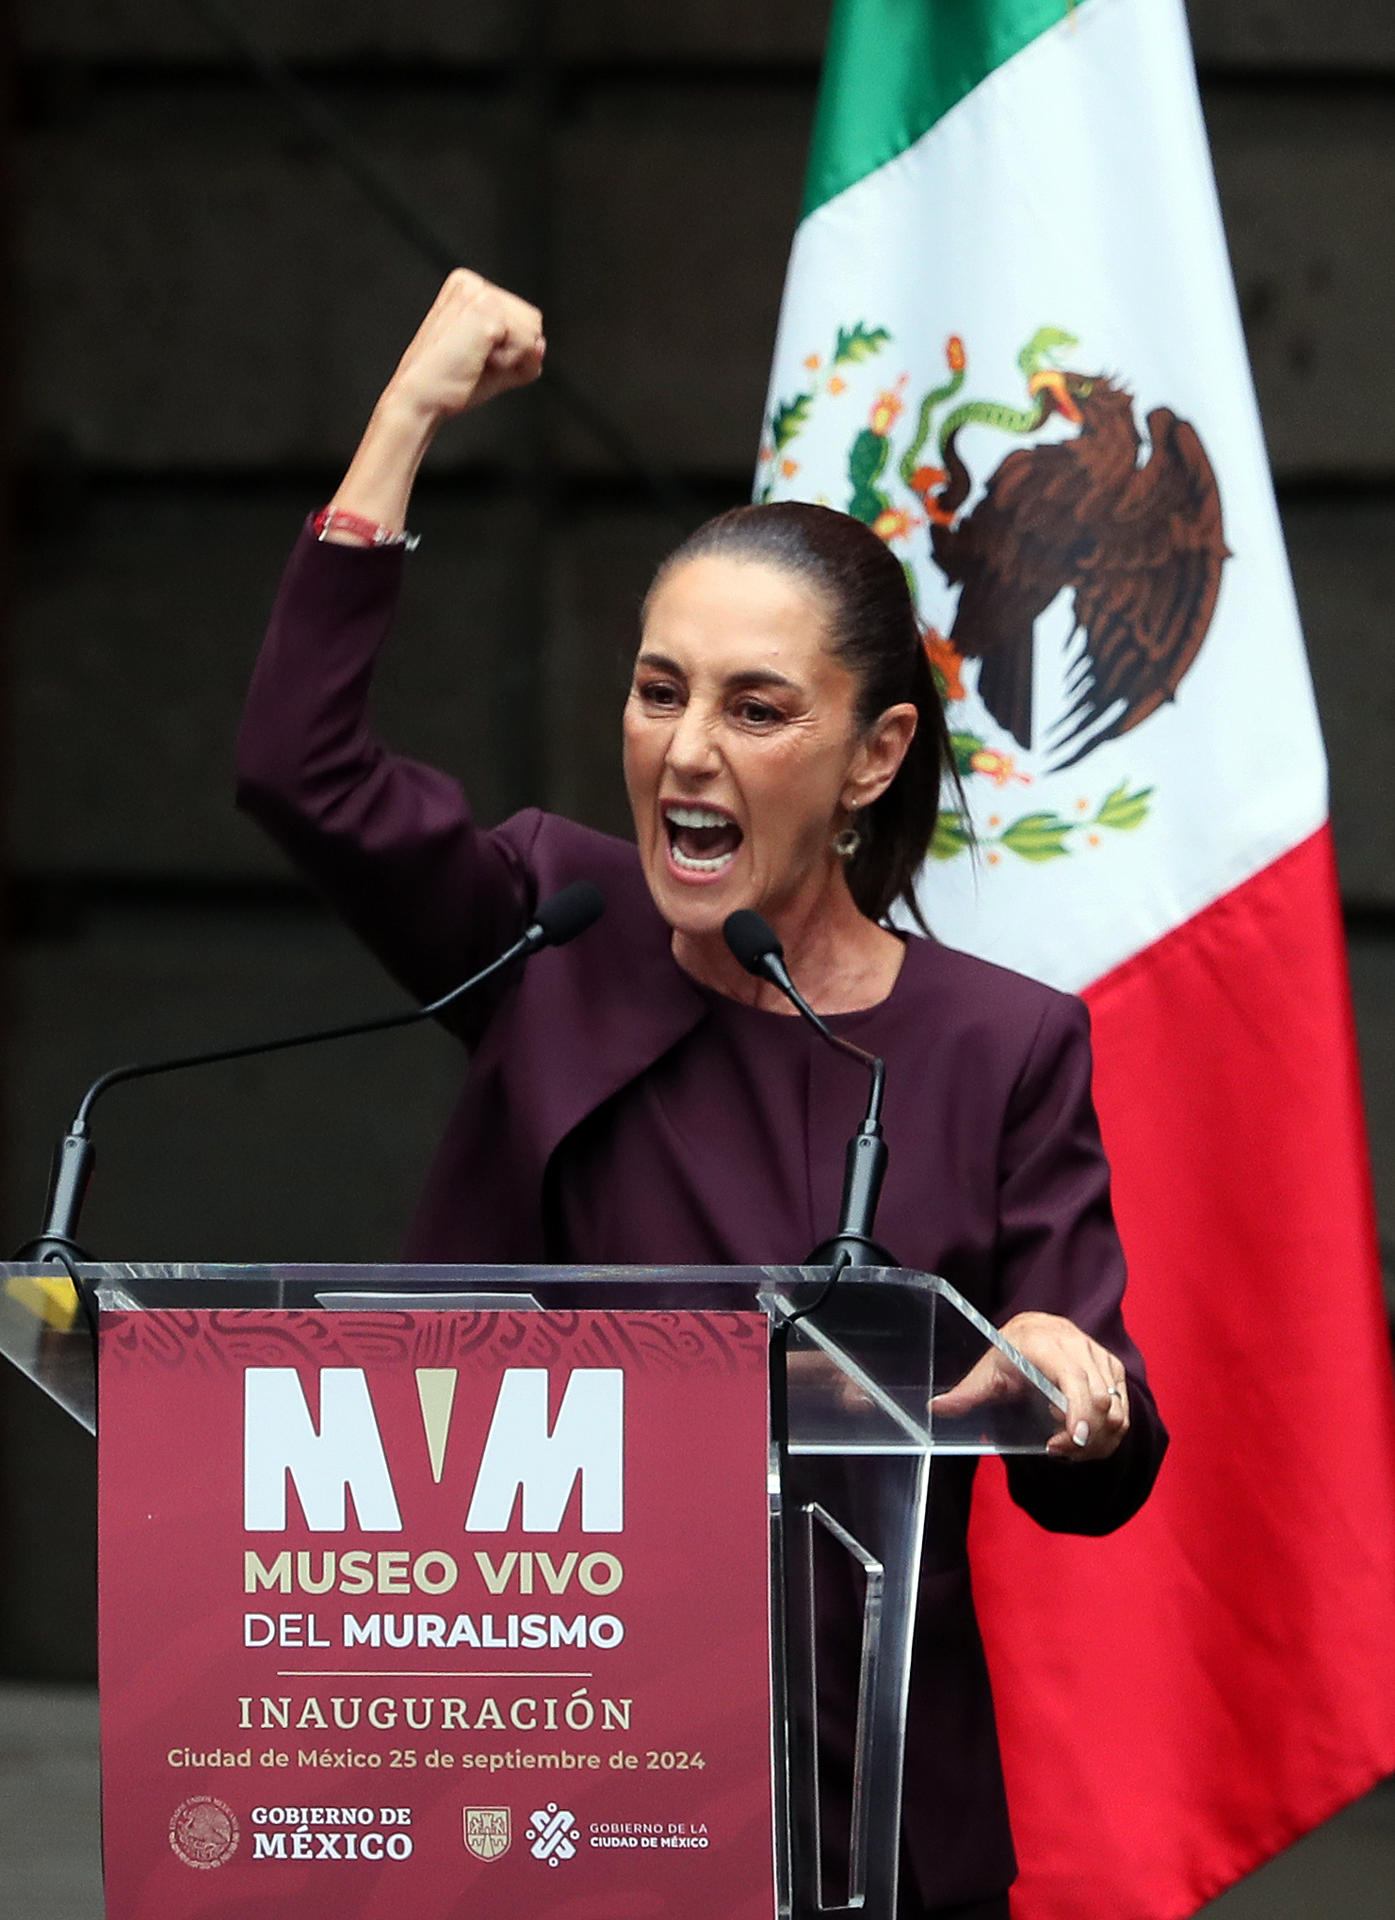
[1,1259,1062,1918]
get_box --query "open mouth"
[663,803,743,875]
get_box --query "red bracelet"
[313,506,420,551]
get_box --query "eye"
[734,697,783,727]
[635,677,682,710]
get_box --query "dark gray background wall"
[3,0,1394,1676]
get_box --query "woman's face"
[623,554,896,942]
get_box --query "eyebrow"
[634,650,803,695]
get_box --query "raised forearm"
[325,268,545,540]
[326,391,443,536]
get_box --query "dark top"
[552,983,849,1263]
[236,526,1167,1910]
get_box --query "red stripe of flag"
[970,824,1395,1920]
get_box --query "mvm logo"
[464,1807,511,1861]
[243,1367,624,1535]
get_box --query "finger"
[929,1349,1004,1419]
[1074,1354,1125,1449]
[1068,1365,1099,1450]
[473,303,545,400]
[1088,1351,1128,1430]
[1042,1361,1098,1455]
[838,1371,872,1411]
[1084,1358,1118,1424]
[1104,1373,1130,1436]
[488,343,545,382]
[487,339,545,386]
[1079,1404,1127,1458]
[488,289,544,355]
[433,266,488,316]
[442,266,487,299]
[440,277,535,354]
[1061,1366,1130,1460]
[473,360,545,409]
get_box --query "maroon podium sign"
[97,1306,774,1918]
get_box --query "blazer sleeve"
[993,992,1168,1534]
[236,524,541,1037]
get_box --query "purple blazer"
[238,527,1166,1911]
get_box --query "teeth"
[671,844,736,874]
[664,804,734,829]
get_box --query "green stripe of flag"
[802,0,1088,218]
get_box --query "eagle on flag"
[929,364,1230,770]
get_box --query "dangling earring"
[832,807,862,860]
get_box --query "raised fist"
[384,269,545,422]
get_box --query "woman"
[238,270,1166,1919]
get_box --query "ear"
[841,703,919,812]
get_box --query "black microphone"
[17,879,606,1265]
[528,880,605,949]
[723,909,895,1270]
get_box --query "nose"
[665,698,721,781]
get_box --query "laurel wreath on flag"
[757,325,1155,863]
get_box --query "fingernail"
[1073,1421,1090,1447]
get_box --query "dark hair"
[647,501,963,931]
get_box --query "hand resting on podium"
[930,1310,1130,1462]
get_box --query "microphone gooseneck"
[16,880,607,1265]
[723,909,895,1272]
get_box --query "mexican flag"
[758,1,1395,1915]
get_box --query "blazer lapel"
[500,836,709,1183]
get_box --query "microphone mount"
[723,910,896,1272]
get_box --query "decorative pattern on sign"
[99,1307,769,1378]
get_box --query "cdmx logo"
[526,1803,580,1866]
[463,1806,511,1862]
